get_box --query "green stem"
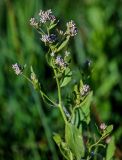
[45,23,49,35]
[37,27,46,35]
[89,134,109,153]
[54,69,61,104]
[86,156,91,160]
[39,90,57,107]
[58,104,67,123]
[53,68,67,123]
[22,74,57,107]
[89,137,103,153]
[22,74,33,84]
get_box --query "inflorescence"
[30,18,38,28]
[38,9,56,23]
[66,20,78,37]
[55,55,67,69]
[13,9,77,74]
[12,63,22,75]
[80,84,90,96]
[41,34,57,44]
[29,9,77,44]
[29,9,77,71]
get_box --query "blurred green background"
[0,0,122,159]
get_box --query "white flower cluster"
[12,63,22,75]
[30,9,56,28]
[55,56,66,68]
[39,9,56,23]
[80,84,90,96]
[41,34,50,43]
[66,20,77,36]
[30,18,38,28]
[41,34,56,43]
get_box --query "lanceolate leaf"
[65,123,85,160]
[53,133,62,145]
[49,22,58,30]
[53,133,74,160]
[106,136,115,160]
[103,125,113,136]
[60,68,72,87]
[72,91,93,124]
[56,36,70,52]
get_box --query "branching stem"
[22,74,57,107]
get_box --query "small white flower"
[55,55,62,64]
[12,63,22,75]
[65,51,70,57]
[41,34,49,43]
[55,56,66,68]
[59,30,64,35]
[100,123,107,130]
[51,52,55,57]
[80,84,90,96]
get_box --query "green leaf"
[53,134,73,160]
[30,66,40,90]
[46,51,54,67]
[49,22,58,30]
[80,80,84,89]
[60,142,74,160]
[103,125,113,136]
[57,36,70,52]
[53,133,62,145]
[106,136,115,160]
[30,66,34,73]
[60,68,72,87]
[73,84,79,97]
[65,123,85,160]
[73,91,93,124]
[73,80,84,105]
[72,110,83,132]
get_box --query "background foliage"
[0,0,122,159]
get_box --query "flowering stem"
[53,68,67,123]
